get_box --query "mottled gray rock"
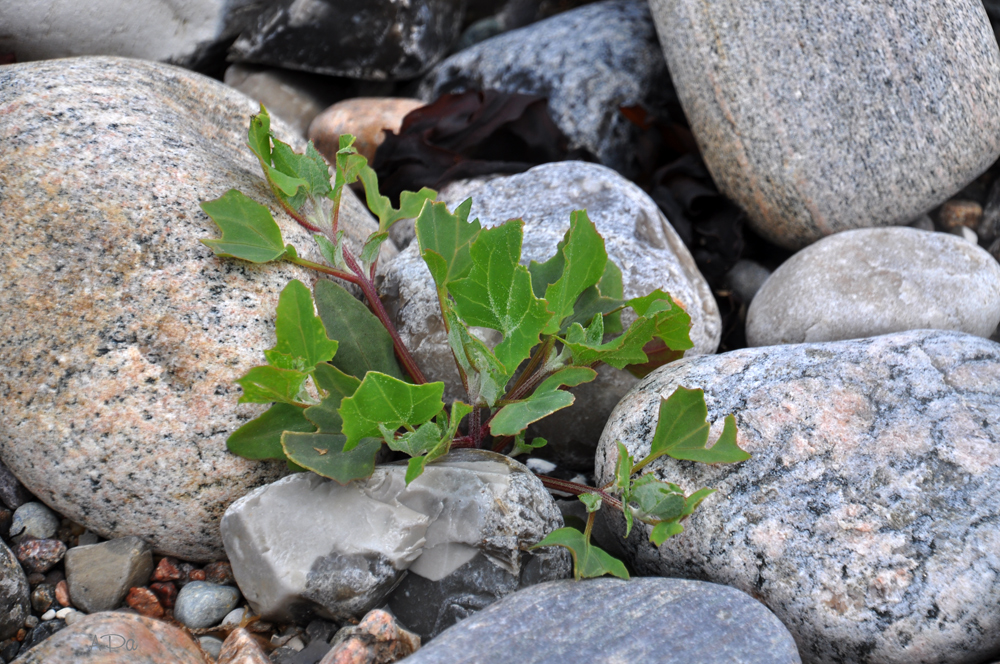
[746,227,1000,346]
[420,0,668,175]
[0,56,386,560]
[15,611,207,663]
[230,0,464,80]
[403,578,801,664]
[64,536,153,613]
[0,461,32,511]
[651,0,1000,250]
[199,635,225,659]
[725,259,771,305]
[174,581,241,629]
[10,503,59,541]
[222,450,567,625]
[0,0,263,69]
[0,539,29,640]
[380,162,719,464]
[597,329,1000,664]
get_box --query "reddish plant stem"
[340,248,427,384]
[286,257,361,285]
[538,476,623,513]
[491,435,513,454]
[275,194,323,234]
[470,407,482,448]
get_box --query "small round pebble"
[40,610,55,621]
[30,584,55,613]
[10,503,59,540]
[54,607,73,620]
[222,607,250,627]
[23,616,38,629]
[199,635,224,659]
[173,581,241,629]
[63,610,84,626]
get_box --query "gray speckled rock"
[0,538,30,640]
[650,0,1000,250]
[746,227,1000,346]
[0,461,32,511]
[420,0,668,175]
[0,56,387,561]
[174,581,241,629]
[222,450,568,626]
[15,611,207,663]
[10,503,59,540]
[402,578,801,664]
[380,162,719,464]
[596,329,1000,664]
[64,536,153,613]
[0,0,262,69]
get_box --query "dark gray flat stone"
[404,577,801,664]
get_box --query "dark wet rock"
[420,0,668,176]
[230,0,465,81]
[403,578,799,664]
[651,0,1000,249]
[10,503,59,541]
[598,329,1000,664]
[0,461,31,511]
[14,539,66,574]
[30,584,55,614]
[64,536,153,613]
[0,538,29,640]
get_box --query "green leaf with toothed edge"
[562,259,624,334]
[562,312,659,369]
[647,387,749,464]
[356,165,436,231]
[263,280,339,371]
[444,308,509,408]
[304,363,361,433]
[235,366,311,405]
[449,221,554,373]
[532,527,629,580]
[416,199,481,294]
[626,290,693,353]
[404,401,472,484]
[200,189,287,263]
[271,139,333,201]
[226,403,315,460]
[380,421,441,457]
[535,210,608,334]
[339,373,445,449]
[281,433,381,485]
[488,366,597,436]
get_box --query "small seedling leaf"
[236,366,310,404]
[532,528,629,580]
[200,189,287,263]
[579,493,602,513]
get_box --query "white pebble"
[286,637,305,652]
[40,610,56,621]
[64,611,84,626]
[55,607,74,619]
[221,607,249,627]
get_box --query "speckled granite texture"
[402,578,801,664]
[0,56,383,560]
[597,329,1000,664]
[16,611,208,663]
[746,227,1000,346]
[650,0,1000,249]
[420,0,669,175]
[379,161,719,465]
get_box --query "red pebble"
[55,580,70,607]
[204,561,235,585]
[14,538,66,574]
[149,581,177,609]
[126,587,164,619]
[188,569,206,582]
[151,557,182,582]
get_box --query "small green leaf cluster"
[199,106,750,580]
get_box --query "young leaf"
[450,221,554,373]
[648,388,750,464]
[563,259,625,334]
[629,475,686,523]
[415,199,481,294]
[314,232,347,271]
[532,528,629,580]
[281,433,381,484]
[381,421,441,457]
[271,139,333,202]
[313,280,406,381]
[627,290,693,353]
[263,280,339,370]
[562,311,659,369]
[200,189,288,263]
[650,521,685,546]
[538,210,608,334]
[227,403,316,460]
[489,366,597,436]
[613,441,633,495]
[510,433,547,457]
[356,165,436,231]
[402,401,472,484]
[684,487,715,517]
[235,366,310,405]
[339,373,445,449]
[579,493,602,513]
[444,309,509,408]
[304,363,361,432]
[360,231,390,269]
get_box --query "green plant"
[200,106,749,579]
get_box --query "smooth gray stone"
[650,0,1000,250]
[0,0,262,69]
[0,460,31,511]
[746,227,1000,346]
[420,0,669,176]
[725,259,771,305]
[173,581,241,629]
[0,538,30,640]
[597,329,1000,664]
[64,536,153,613]
[10,503,59,540]
[403,578,801,664]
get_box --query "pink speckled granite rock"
[0,56,387,561]
[597,329,1000,664]
[15,611,209,663]
[651,0,1000,249]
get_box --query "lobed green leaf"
[281,433,381,484]
[532,528,629,580]
[489,366,597,436]
[235,366,310,405]
[536,210,608,334]
[226,403,315,460]
[339,373,445,449]
[415,199,481,295]
[200,189,288,263]
[263,280,339,371]
[648,388,750,464]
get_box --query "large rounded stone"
[420,0,669,176]
[650,0,1000,249]
[0,538,29,640]
[379,161,719,464]
[597,329,1000,664]
[746,227,1000,346]
[0,56,385,560]
[402,578,801,664]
